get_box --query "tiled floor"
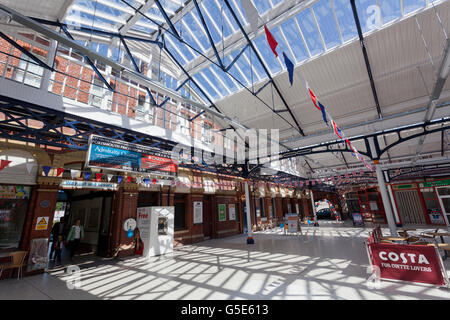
[1,221,449,300]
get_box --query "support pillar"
[310,189,318,226]
[375,163,397,236]
[244,179,254,244]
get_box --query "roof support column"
[375,162,397,236]
[40,39,58,90]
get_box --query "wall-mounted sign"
[218,204,226,222]
[193,201,203,224]
[40,200,50,208]
[86,135,177,177]
[123,218,137,232]
[229,204,236,221]
[0,185,31,199]
[35,216,49,231]
[60,180,118,190]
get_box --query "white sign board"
[286,214,298,233]
[229,204,236,221]
[137,206,174,257]
[123,218,136,232]
[193,201,203,224]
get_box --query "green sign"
[218,204,226,222]
[419,180,450,188]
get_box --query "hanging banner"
[193,201,203,224]
[229,204,236,221]
[86,135,177,177]
[368,243,447,287]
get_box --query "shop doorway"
[65,190,114,257]
[203,195,212,239]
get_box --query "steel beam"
[154,0,180,38]
[350,0,382,120]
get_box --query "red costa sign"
[140,154,178,173]
[369,243,446,286]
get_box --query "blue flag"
[84,172,91,180]
[318,101,328,125]
[283,52,294,85]
[42,166,51,176]
[117,176,123,184]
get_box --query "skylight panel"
[180,13,207,53]
[270,26,293,70]
[198,1,223,44]
[295,9,325,57]
[229,0,248,27]
[312,0,342,49]
[252,0,272,15]
[403,0,427,14]
[332,0,358,42]
[193,73,220,101]
[279,18,309,63]
[210,63,238,93]
[202,68,229,96]
[380,0,401,24]
[189,8,214,52]
[247,48,266,80]
[223,54,249,87]
[164,36,187,65]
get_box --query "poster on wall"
[86,135,177,177]
[229,204,236,221]
[193,201,203,224]
[27,238,48,271]
[286,214,298,233]
[218,204,227,222]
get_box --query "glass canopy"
[63,0,438,103]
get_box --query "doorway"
[66,190,114,256]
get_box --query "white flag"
[26,163,35,174]
[242,0,260,34]
[70,170,80,179]
[136,177,142,184]
[107,174,113,182]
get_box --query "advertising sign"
[286,214,298,233]
[0,185,31,199]
[218,204,226,222]
[193,201,203,224]
[368,243,447,286]
[136,207,151,256]
[27,238,48,271]
[86,135,177,176]
[60,180,118,190]
[352,212,365,227]
[229,204,236,221]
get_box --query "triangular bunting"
[70,170,80,179]
[242,0,260,34]
[0,160,11,172]
[56,168,65,177]
[127,176,132,183]
[96,173,103,182]
[264,25,278,57]
[26,163,35,174]
[42,165,51,177]
[117,176,123,184]
[107,174,113,182]
[84,172,91,180]
[282,51,294,85]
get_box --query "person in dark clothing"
[49,217,65,260]
[53,235,64,265]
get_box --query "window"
[0,185,32,249]
[201,121,213,144]
[89,76,104,108]
[271,198,276,218]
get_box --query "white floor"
[1,221,449,300]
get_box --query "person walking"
[53,235,64,265]
[49,217,65,261]
[67,218,84,261]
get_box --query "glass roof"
[63,0,438,104]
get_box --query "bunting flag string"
[282,52,294,86]
[241,0,260,34]
[26,163,36,174]
[96,173,103,182]
[42,166,51,177]
[56,168,65,177]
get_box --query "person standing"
[67,218,84,261]
[49,217,65,261]
[53,235,64,265]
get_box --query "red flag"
[96,173,103,182]
[56,168,65,177]
[264,25,278,57]
[153,179,157,185]
[308,89,321,111]
[0,160,11,171]
[127,176,132,183]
